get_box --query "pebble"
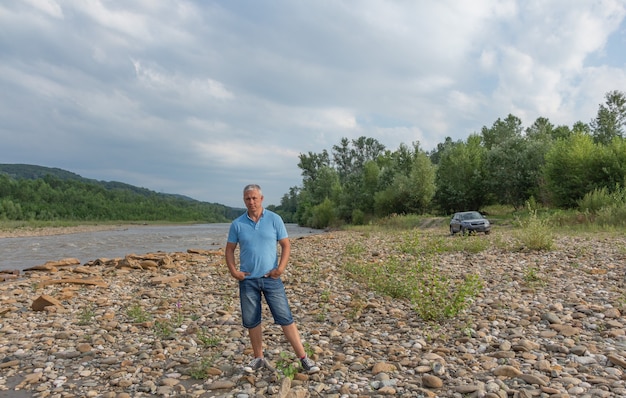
[0,231,624,397]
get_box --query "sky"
[1,1,626,208]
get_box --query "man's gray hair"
[243,184,262,195]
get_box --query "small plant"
[154,319,175,340]
[222,295,234,311]
[320,289,331,302]
[126,304,151,323]
[344,242,365,256]
[348,293,366,320]
[514,205,555,251]
[345,252,482,321]
[78,305,96,325]
[196,328,220,347]
[616,293,626,311]
[523,266,545,286]
[412,264,483,321]
[174,301,184,327]
[189,355,217,379]
[303,342,315,358]
[275,351,298,379]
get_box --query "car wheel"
[461,227,466,236]
[485,230,491,235]
[450,226,455,235]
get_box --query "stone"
[31,294,63,311]
[422,374,443,388]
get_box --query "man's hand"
[231,270,249,281]
[266,268,284,278]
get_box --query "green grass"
[513,209,555,251]
[343,248,483,321]
[189,355,218,379]
[77,305,96,325]
[126,303,151,323]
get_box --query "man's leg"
[281,322,305,358]
[248,324,264,358]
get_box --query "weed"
[523,266,545,286]
[514,205,555,251]
[189,355,217,379]
[303,341,315,358]
[196,328,220,347]
[348,292,366,320]
[174,301,184,327]
[154,319,174,340]
[344,242,365,256]
[412,264,483,321]
[275,351,298,379]
[77,305,96,325]
[222,295,235,311]
[615,292,626,311]
[344,255,482,321]
[126,304,151,323]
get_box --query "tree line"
[0,172,237,223]
[274,90,626,228]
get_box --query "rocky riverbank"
[0,229,625,397]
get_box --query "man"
[225,184,319,373]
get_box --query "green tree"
[428,137,455,165]
[433,135,487,213]
[591,90,626,145]
[525,117,554,142]
[374,150,435,215]
[543,133,601,207]
[332,136,385,182]
[483,136,546,209]
[481,114,523,150]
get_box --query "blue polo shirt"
[227,209,288,279]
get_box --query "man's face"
[244,189,263,210]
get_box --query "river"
[0,223,323,272]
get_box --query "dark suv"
[450,211,491,235]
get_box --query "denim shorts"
[239,276,294,328]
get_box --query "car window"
[462,212,481,220]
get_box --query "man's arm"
[268,237,291,278]
[225,241,248,280]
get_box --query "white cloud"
[22,0,63,18]
[0,0,625,206]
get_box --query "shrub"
[514,206,555,251]
[351,209,365,225]
[310,198,338,229]
[344,256,482,321]
[578,187,614,214]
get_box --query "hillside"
[0,164,243,222]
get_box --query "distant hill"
[0,164,84,181]
[0,164,244,222]
[0,164,194,200]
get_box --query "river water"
[0,223,323,272]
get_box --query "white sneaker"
[243,357,266,373]
[300,356,320,373]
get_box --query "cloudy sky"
[1,1,625,207]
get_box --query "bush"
[344,254,482,321]
[309,198,338,229]
[578,187,614,214]
[514,206,555,251]
[351,209,365,225]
